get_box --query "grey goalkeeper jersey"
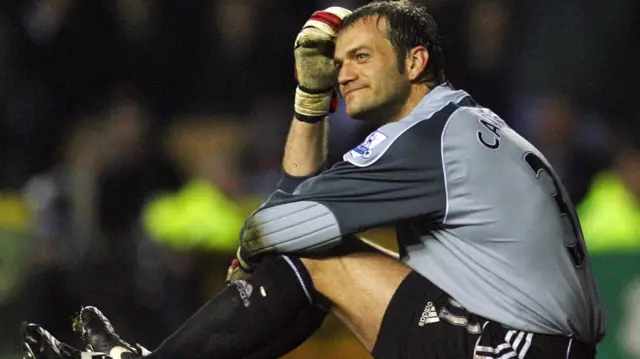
[240,85,606,343]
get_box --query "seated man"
[23,2,605,359]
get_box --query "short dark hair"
[339,0,447,86]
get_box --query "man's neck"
[387,84,432,124]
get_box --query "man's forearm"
[282,116,329,177]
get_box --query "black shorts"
[371,271,596,359]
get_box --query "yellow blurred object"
[0,192,30,232]
[142,180,244,252]
[577,171,640,252]
[0,192,30,305]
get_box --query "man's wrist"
[294,112,327,123]
[293,86,336,122]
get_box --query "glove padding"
[294,6,351,122]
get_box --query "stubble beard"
[349,81,411,125]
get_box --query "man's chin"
[345,104,372,121]
[346,107,379,122]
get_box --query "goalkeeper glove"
[226,246,254,284]
[294,6,351,123]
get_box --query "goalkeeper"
[24,1,605,358]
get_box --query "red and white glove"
[294,6,351,123]
[226,247,254,284]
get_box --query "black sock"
[145,255,325,359]
[242,303,327,359]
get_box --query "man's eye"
[356,53,369,61]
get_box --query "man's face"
[335,17,411,122]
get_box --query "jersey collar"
[400,84,470,123]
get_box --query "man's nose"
[338,62,357,87]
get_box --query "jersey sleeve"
[274,164,325,194]
[241,111,453,256]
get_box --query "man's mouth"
[343,87,364,97]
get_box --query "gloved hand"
[294,6,351,123]
[225,247,254,284]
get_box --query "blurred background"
[0,0,638,358]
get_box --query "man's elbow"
[240,201,343,255]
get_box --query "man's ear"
[405,45,429,81]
